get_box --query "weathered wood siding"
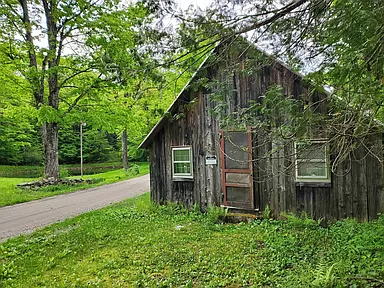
[148,41,383,220]
[149,89,223,209]
[261,140,384,221]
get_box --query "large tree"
[0,0,160,179]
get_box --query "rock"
[16,177,95,190]
[16,182,32,189]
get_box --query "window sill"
[295,181,331,188]
[173,177,194,182]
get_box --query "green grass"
[1,194,384,287]
[0,162,129,178]
[0,162,149,207]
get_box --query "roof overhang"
[138,46,216,148]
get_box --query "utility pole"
[80,122,86,177]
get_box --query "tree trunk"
[20,0,59,180]
[42,123,60,180]
[122,129,129,171]
[42,0,60,180]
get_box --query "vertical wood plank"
[359,147,368,221]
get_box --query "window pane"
[297,143,326,160]
[174,149,190,162]
[298,162,327,177]
[174,163,191,174]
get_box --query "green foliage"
[207,205,227,224]
[126,164,140,177]
[82,129,114,163]
[0,0,193,171]
[312,261,336,287]
[1,196,384,287]
[0,0,178,177]
[263,205,271,219]
[208,41,325,145]
[0,45,41,165]
[175,0,384,164]
[59,168,69,178]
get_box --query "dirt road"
[0,174,149,242]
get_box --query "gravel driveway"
[0,174,149,242]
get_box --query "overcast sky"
[177,0,212,10]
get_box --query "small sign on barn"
[205,155,217,165]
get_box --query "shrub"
[60,168,70,178]
[126,164,140,176]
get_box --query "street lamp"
[80,122,86,177]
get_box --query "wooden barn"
[139,38,384,221]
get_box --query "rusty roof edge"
[138,44,218,149]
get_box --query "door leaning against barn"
[220,131,254,209]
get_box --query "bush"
[60,168,70,178]
[126,164,140,176]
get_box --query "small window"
[172,146,193,179]
[295,141,330,182]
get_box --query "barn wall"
[149,41,384,220]
[149,89,222,209]
[220,54,319,216]
[226,57,383,220]
[261,141,384,221]
[330,144,383,221]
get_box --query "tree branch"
[58,67,96,89]
[64,74,103,115]
[236,0,309,35]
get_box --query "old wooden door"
[220,131,254,209]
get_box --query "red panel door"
[221,130,254,209]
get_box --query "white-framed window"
[172,146,193,179]
[295,140,330,182]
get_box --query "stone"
[16,177,94,191]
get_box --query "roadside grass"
[0,162,149,207]
[1,194,384,287]
[0,162,128,178]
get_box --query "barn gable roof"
[139,50,213,148]
[139,39,309,149]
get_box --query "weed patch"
[1,194,384,287]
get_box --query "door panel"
[224,131,250,170]
[221,131,254,209]
[225,173,250,185]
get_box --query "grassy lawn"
[0,162,129,178]
[1,194,384,287]
[0,162,149,207]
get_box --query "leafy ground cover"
[0,162,130,178]
[1,194,384,287]
[0,162,149,207]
